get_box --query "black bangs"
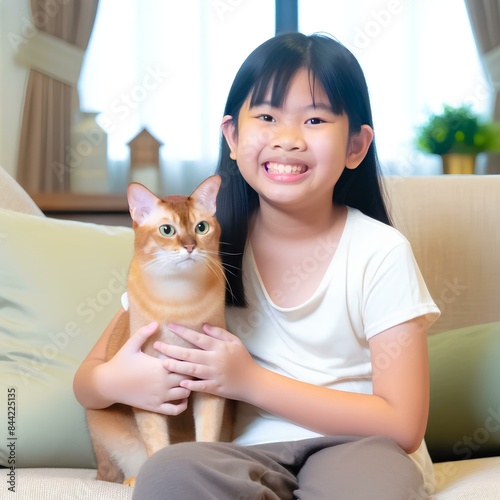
[249,55,304,109]
[246,33,309,108]
[247,35,347,117]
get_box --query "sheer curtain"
[79,0,274,194]
[299,0,491,175]
[80,0,489,190]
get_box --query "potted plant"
[416,104,500,174]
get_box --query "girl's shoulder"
[347,206,407,240]
[345,206,410,253]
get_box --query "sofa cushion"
[426,322,500,463]
[0,208,133,468]
[0,165,44,216]
[433,456,500,498]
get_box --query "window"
[79,0,489,192]
[78,0,274,193]
[299,0,490,175]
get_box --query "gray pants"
[132,435,427,499]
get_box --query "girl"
[74,33,439,499]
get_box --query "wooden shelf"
[28,192,131,226]
[29,192,128,212]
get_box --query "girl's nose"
[271,125,306,152]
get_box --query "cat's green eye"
[195,221,210,235]
[159,224,176,237]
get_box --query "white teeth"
[266,162,306,174]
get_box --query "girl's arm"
[157,316,429,453]
[73,308,191,415]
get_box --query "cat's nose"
[184,243,196,254]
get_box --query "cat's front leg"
[192,392,228,442]
[87,406,149,484]
[133,408,170,456]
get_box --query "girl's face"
[222,68,373,211]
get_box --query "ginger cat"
[86,175,230,485]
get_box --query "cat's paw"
[123,477,136,487]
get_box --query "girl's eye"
[195,221,210,235]
[306,117,325,125]
[159,224,176,237]
[258,114,275,122]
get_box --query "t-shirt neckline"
[247,207,353,312]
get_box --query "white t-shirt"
[225,207,440,493]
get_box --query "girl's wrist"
[93,360,118,407]
[238,361,270,406]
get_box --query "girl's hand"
[96,322,192,415]
[154,324,260,401]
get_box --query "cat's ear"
[127,183,160,225]
[190,175,222,215]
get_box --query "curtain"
[16,0,99,193]
[464,0,500,173]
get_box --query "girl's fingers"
[167,372,192,386]
[202,323,235,342]
[154,341,205,364]
[167,323,216,349]
[124,322,159,353]
[179,379,211,393]
[162,357,209,379]
[165,387,191,401]
[158,398,189,416]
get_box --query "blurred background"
[0,0,495,196]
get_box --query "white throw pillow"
[0,208,133,468]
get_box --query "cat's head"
[127,175,222,275]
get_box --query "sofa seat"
[0,468,133,500]
[433,457,500,499]
[2,457,500,499]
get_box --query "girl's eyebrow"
[252,101,333,112]
[305,103,333,112]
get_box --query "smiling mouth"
[264,161,308,174]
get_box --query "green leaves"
[416,105,500,155]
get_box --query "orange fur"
[86,175,232,484]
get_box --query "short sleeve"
[362,241,440,339]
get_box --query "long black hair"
[215,32,391,307]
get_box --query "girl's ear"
[345,125,374,170]
[221,115,237,160]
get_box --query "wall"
[0,0,30,176]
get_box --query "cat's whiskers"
[214,250,242,257]
[141,252,172,273]
[201,253,236,301]
[204,249,241,274]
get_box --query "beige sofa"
[0,164,499,499]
